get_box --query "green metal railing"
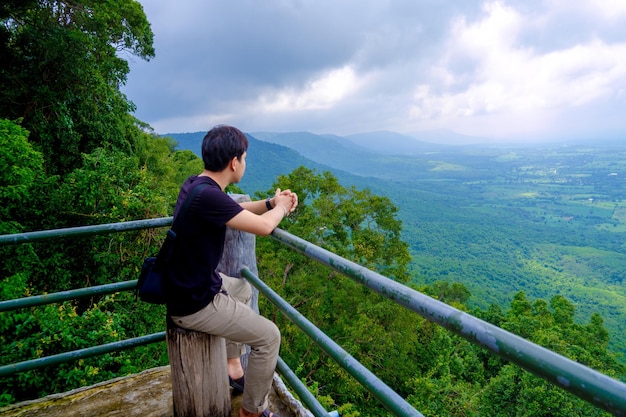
[0,280,137,312]
[269,228,626,416]
[2,219,626,416]
[243,267,423,417]
[276,357,339,417]
[0,332,165,377]
[0,218,171,246]
[0,219,400,416]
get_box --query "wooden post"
[217,194,259,372]
[166,194,258,417]
[217,194,259,313]
[167,321,230,417]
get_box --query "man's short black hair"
[201,125,249,171]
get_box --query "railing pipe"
[0,280,138,313]
[0,332,166,378]
[270,228,626,417]
[242,267,424,417]
[276,357,339,417]
[0,218,172,246]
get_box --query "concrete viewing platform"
[0,366,311,417]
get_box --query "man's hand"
[275,188,298,216]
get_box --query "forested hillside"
[1,2,624,416]
[166,131,626,364]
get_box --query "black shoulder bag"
[137,182,208,304]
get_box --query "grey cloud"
[124,0,626,141]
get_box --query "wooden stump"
[166,321,230,417]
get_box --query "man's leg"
[171,279,280,415]
[220,273,251,382]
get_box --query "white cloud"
[455,1,524,55]
[406,0,626,139]
[256,66,361,112]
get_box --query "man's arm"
[239,188,298,215]
[239,198,271,215]
[226,206,285,236]
[227,189,297,236]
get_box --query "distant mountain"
[408,129,495,145]
[248,130,500,182]
[344,130,450,154]
[253,130,453,156]
[249,131,383,176]
[161,131,381,195]
[163,132,204,155]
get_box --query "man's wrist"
[277,204,288,217]
[265,197,273,211]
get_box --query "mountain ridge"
[162,131,384,195]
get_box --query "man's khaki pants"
[171,273,280,414]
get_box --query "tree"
[0,119,43,233]
[0,0,154,175]
[475,292,623,417]
[255,167,414,413]
[0,137,201,405]
[263,166,411,281]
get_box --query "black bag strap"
[154,180,209,264]
[171,180,209,233]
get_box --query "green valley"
[217,132,626,363]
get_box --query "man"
[166,125,297,417]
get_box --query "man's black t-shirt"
[166,175,243,316]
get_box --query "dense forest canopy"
[1,0,154,175]
[1,2,624,416]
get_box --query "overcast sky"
[122,0,626,143]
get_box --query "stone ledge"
[0,367,312,417]
[0,366,172,417]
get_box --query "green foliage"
[262,166,410,281]
[0,0,194,407]
[471,292,623,417]
[0,0,154,175]
[0,119,43,233]
[0,135,194,404]
[0,294,134,406]
[0,145,173,295]
[0,120,41,201]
